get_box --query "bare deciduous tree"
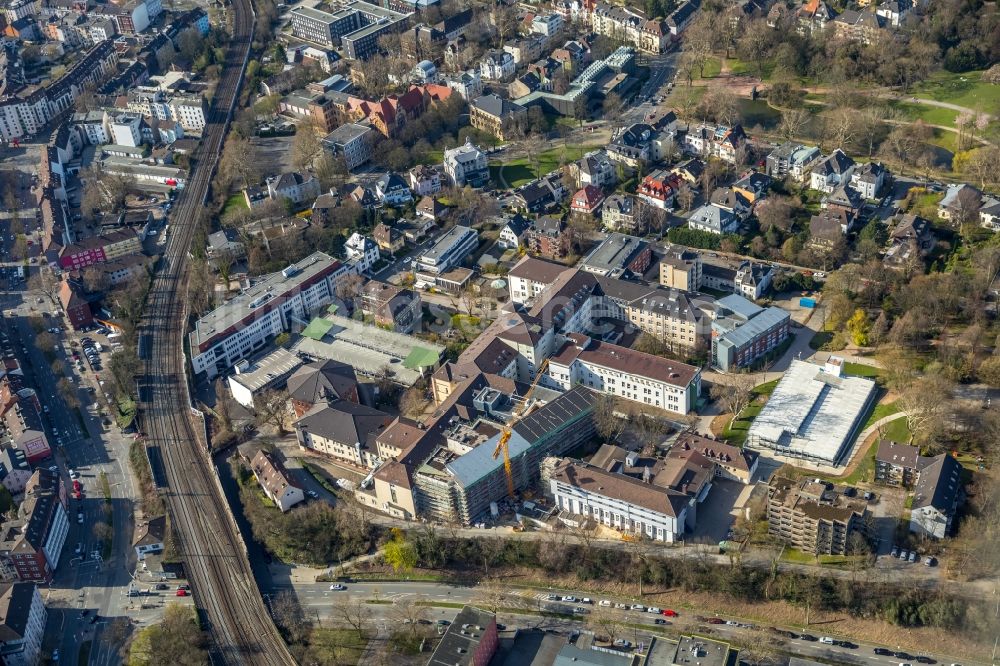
[709,373,756,428]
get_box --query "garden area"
[490,143,604,189]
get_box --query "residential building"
[109,113,143,147]
[659,249,702,291]
[711,294,790,372]
[732,171,771,204]
[267,172,321,207]
[637,169,682,209]
[511,173,567,214]
[503,36,546,66]
[251,450,305,512]
[809,149,856,193]
[747,357,878,465]
[360,281,422,334]
[408,164,442,197]
[531,12,564,36]
[480,49,516,81]
[58,229,142,271]
[497,215,531,250]
[287,359,360,417]
[581,234,650,279]
[426,606,499,666]
[884,213,935,270]
[546,334,701,414]
[710,187,753,221]
[469,94,526,141]
[189,253,351,379]
[591,3,671,54]
[938,183,982,222]
[443,140,489,188]
[571,150,616,189]
[874,439,925,486]
[295,401,393,469]
[850,161,887,199]
[876,0,911,27]
[132,516,166,560]
[415,225,478,277]
[766,142,822,181]
[416,196,448,223]
[601,194,637,232]
[227,348,304,409]
[344,233,381,273]
[832,9,886,44]
[808,209,856,250]
[508,255,572,305]
[980,197,1000,231]
[666,0,699,36]
[671,158,706,185]
[673,431,760,483]
[58,280,93,329]
[527,216,571,261]
[0,494,69,582]
[443,69,482,100]
[0,583,46,666]
[798,0,836,33]
[910,454,962,539]
[570,185,605,215]
[375,172,413,206]
[734,261,775,300]
[682,124,747,164]
[373,223,405,254]
[322,122,373,171]
[767,476,869,555]
[688,204,738,235]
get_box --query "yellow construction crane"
[493,359,549,499]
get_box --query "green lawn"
[908,191,943,219]
[223,193,248,214]
[726,57,776,81]
[698,57,723,79]
[843,362,881,379]
[781,548,866,568]
[491,143,603,188]
[927,127,959,153]
[721,402,763,446]
[879,415,911,443]
[753,379,780,397]
[911,70,1000,112]
[863,400,900,429]
[891,101,959,128]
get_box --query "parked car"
[914,657,936,664]
[176,589,188,597]
[819,637,834,644]
[646,607,661,614]
[329,584,346,591]
[908,551,918,563]
[629,604,646,611]
[891,547,900,558]
[924,556,937,567]
[612,639,632,648]
[662,609,678,617]
[599,600,612,607]
[875,648,893,655]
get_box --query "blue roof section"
[716,294,764,319]
[716,306,789,349]
[447,430,530,487]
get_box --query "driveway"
[688,479,743,544]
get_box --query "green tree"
[847,309,870,346]
[383,528,418,572]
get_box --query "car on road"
[646,607,661,614]
[706,618,725,624]
[654,618,667,625]
[155,583,169,590]
[176,589,188,596]
[894,651,914,660]
[329,584,346,591]
[614,603,627,609]
[662,609,678,617]
[547,594,558,600]
[819,637,834,644]
[798,634,817,642]
[581,598,592,604]
[436,620,450,626]
[573,607,588,614]
[914,657,936,664]
[875,648,893,655]
[561,596,576,602]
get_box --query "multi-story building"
[57,229,142,271]
[545,333,701,414]
[601,194,636,232]
[408,164,442,197]
[809,149,856,193]
[659,249,702,291]
[767,477,869,555]
[0,583,46,666]
[344,232,380,273]
[572,150,617,189]
[711,295,789,372]
[373,223,405,254]
[427,606,499,666]
[290,2,410,59]
[734,261,774,300]
[637,169,683,209]
[508,256,571,305]
[443,139,489,188]
[375,172,413,206]
[267,172,321,207]
[360,281,421,333]
[673,431,760,484]
[286,359,361,418]
[580,233,651,279]
[250,450,305,512]
[443,69,482,101]
[109,113,144,147]
[874,439,925,486]
[189,252,351,379]
[910,454,963,539]
[0,494,69,582]
[527,216,571,261]
[850,161,887,200]
[479,49,516,81]
[682,124,747,164]
[322,123,373,171]
[591,3,670,54]
[294,401,393,469]
[469,94,526,141]
[415,225,478,277]
[687,204,739,235]
[0,41,118,142]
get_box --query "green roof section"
[326,303,339,314]
[402,346,440,369]
[302,317,334,341]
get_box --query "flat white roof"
[229,348,303,393]
[746,359,876,464]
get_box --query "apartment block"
[189,253,352,380]
[0,583,46,666]
[767,477,869,555]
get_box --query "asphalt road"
[278,579,971,665]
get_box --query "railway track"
[137,0,294,663]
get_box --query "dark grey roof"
[813,149,855,176]
[0,583,37,643]
[471,93,524,118]
[295,401,391,448]
[287,360,359,405]
[513,386,597,442]
[427,606,497,666]
[912,454,962,513]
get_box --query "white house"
[809,149,856,193]
[480,50,516,81]
[531,13,565,36]
[267,171,321,206]
[850,162,887,200]
[444,69,483,100]
[980,197,1000,231]
[443,139,489,188]
[251,450,305,512]
[408,164,442,197]
[344,232,381,273]
[375,172,413,206]
[688,204,739,235]
[545,334,701,414]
